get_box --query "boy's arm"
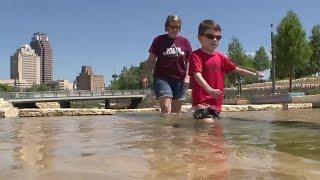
[141,53,157,88]
[234,67,262,78]
[194,72,223,98]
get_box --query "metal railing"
[0,89,152,100]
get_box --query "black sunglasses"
[203,34,222,40]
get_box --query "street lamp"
[112,73,118,90]
[270,24,276,94]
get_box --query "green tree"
[242,53,255,84]
[253,46,270,71]
[0,83,13,92]
[112,65,141,90]
[309,24,320,75]
[26,84,51,92]
[139,60,153,89]
[227,38,254,81]
[274,10,312,91]
[227,37,254,95]
[110,59,154,90]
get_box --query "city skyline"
[1,0,320,85]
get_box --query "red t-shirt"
[149,34,192,80]
[189,49,236,112]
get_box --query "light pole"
[270,24,276,94]
[112,73,118,90]
[236,76,242,97]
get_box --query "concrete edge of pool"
[0,103,313,118]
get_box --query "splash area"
[0,109,319,179]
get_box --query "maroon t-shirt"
[189,49,236,112]
[149,34,192,80]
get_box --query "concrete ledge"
[114,108,160,113]
[0,109,4,118]
[19,108,115,117]
[18,108,159,117]
[250,92,307,105]
[222,105,249,112]
[36,102,61,109]
[248,104,283,111]
[251,94,291,104]
[183,103,312,112]
[224,103,312,112]
[0,108,19,117]
[1,103,314,118]
[292,94,320,108]
[287,103,313,109]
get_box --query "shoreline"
[0,103,313,118]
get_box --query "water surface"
[0,109,319,179]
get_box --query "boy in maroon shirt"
[189,19,263,124]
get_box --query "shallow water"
[0,109,319,179]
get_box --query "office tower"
[10,44,41,87]
[76,66,105,92]
[30,32,53,84]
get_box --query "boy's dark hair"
[198,19,221,36]
[165,15,182,31]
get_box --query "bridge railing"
[0,89,152,100]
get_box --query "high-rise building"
[30,32,53,84]
[76,66,105,92]
[10,44,41,87]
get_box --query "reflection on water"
[0,109,319,179]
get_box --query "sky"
[1,0,319,85]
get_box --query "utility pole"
[271,24,276,94]
[112,64,117,90]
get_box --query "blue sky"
[0,0,319,85]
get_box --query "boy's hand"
[256,71,265,80]
[207,88,223,98]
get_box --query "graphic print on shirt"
[163,44,185,57]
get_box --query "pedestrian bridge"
[0,90,149,109]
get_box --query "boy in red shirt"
[189,19,263,124]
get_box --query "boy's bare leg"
[202,118,216,125]
[160,97,172,117]
[171,99,183,113]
